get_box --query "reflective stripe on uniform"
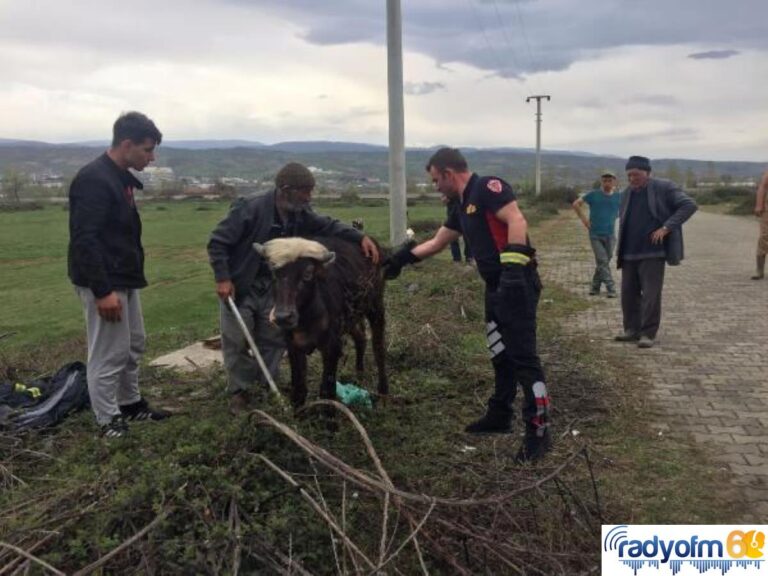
[499,252,531,265]
[486,321,506,358]
[532,381,550,435]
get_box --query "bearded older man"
[207,163,380,414]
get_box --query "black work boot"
[515,429,552,464]
[464,411,512,434]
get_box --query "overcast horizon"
[2,0,767,163]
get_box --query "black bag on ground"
[0,362,90,430]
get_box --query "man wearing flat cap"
[615,156,697,348]
[572,169,621,297]
[207,162,380,414]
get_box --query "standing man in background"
[572,170,621,297]
[751,169,768,280]
[384,147,551,463]
[615,156,697,348]
[442,195,474,266]
[68,111,170,438]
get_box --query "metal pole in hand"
[226,296,284,404]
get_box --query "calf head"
[253,238,335,330]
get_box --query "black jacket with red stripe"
[68,153,146,298]
[444,173,531,286]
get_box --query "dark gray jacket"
[207,190,364,302]
[617,177,698,268]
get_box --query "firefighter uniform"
[444,174,551,445]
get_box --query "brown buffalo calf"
[253,237,387,409]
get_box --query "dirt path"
[536,209,768,521]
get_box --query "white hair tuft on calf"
[255,238,333,269]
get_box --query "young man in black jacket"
[69,111,170,438]
[383,148,551,463]
[207,162,380,414]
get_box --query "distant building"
[139,166,176,188]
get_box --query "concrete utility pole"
[526,95,550,197]
[387,0,407,245]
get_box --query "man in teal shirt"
[572,170,622,297]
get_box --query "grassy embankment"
[0,199,742,573]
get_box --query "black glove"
[498,244,535,296]
[383,241,420,280]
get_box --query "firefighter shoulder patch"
[487,179,503,194]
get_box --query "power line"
[489,0,527,91]
[464,0,528,101]
[511,0,545,93]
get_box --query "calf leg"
[367,307,388,396]
[350,321,367,375]
[319,341,343,428]
[320,340,342,402]
[288,345,308,409]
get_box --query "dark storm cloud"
[227,0,766,77]
[688,49,741,60]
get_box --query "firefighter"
[383,147,551,462]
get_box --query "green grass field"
[0,200,744,573]
[0,200,448,354]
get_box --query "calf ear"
[322,251,336,267]
[252,243,267,257]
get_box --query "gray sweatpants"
[220,291,285,394]
[76,287,144,425]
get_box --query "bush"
[360,197,386,207]
[692,186,752,205]
[0,202,44,213]
[729,196,755,216]
[339,190,360,204]
[532,185,579,206]
[408,218,443,234]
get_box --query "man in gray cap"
[207,162,380,414]
[615,156,697,348]
[572,169,621,297]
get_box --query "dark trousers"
[450,237,472,262]
[620,258,666,339]
[484,268,550,437]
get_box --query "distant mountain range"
[0,137,610,157]
[0,138,763,188]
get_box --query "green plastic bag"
[335,381,373,409]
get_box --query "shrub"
[408,218,443,234]
[729,196,755,216]
[692,186,752,205]
[532,185,579,206]
[0,202,44,213]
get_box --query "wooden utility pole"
[387,0,407,245]
[525,95,550,197]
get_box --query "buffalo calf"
[253,237,387,409]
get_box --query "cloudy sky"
[1,0,767,161]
